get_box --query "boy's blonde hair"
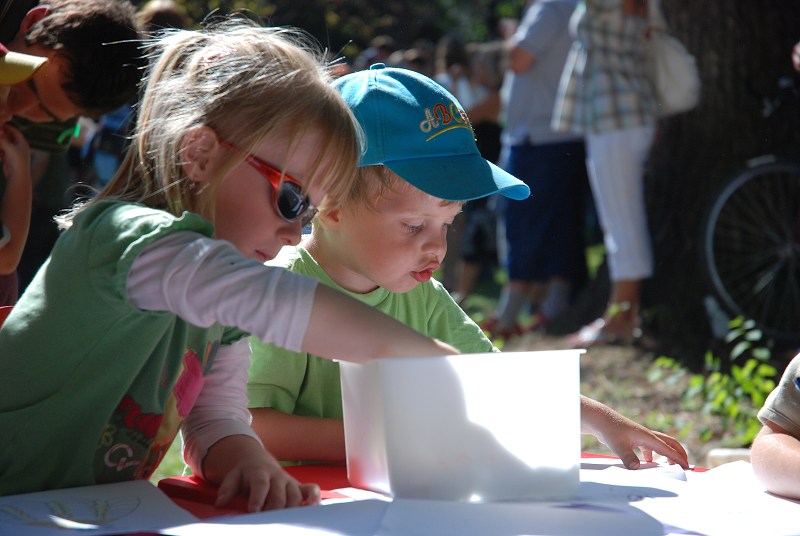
[322,165,461,214]
[60,19,360,228]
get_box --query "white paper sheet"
[0,479,197,536]
[579,459,800,535]
[161,500,390,536]
[636,461,800,536]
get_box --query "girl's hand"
[214,453,321,511]
[203,435,321,512]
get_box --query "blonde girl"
[0,20,455,509]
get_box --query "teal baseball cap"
[333,64,530,202]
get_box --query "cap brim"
[386,153,530,202]
[0,50,46,85]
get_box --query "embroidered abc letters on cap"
[420,102,473,140]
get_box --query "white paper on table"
[376,498,663,536]
[579,462,690,502]
[161,499,390,536]
[0,479,197,536]
[634,461,800,536]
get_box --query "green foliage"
[169,0,529,58]
[647,317,777,448]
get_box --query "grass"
[150,437,187,484]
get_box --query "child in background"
[751,353,800,499]
[0,46,47,304]
[248,65,689,472]
[0,23,457,508]
[0,123,31,305]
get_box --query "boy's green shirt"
[247,245,496,439]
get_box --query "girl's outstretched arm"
[302,283,458,362]
[128,232,458,363]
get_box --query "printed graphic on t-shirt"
[93,341,218,483]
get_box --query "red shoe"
[527,313,551,333]
[480,317,527,340]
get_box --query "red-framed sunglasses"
[219,139,317,226]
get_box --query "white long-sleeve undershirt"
[126,231,318,477]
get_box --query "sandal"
[569,302,641,348]
[480,317,528,341]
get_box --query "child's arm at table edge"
[580,395,690,469]
[751,420,800,500]
[250,408,346,464]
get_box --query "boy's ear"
[317,207,343,229]
[19,6,51,36]
[181,126,221,184]
[10,6,51,49]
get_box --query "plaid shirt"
[553,0,658,134]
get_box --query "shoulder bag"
[646,0,701,116]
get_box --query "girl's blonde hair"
[60,19,360,228]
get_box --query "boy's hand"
[581,396,690,470]
[597,418,689,470]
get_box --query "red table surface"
[158,454,702,519]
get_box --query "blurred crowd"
[17,1,599,343]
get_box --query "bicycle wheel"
[702,155,800,343]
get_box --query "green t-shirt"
[247,246,496,432]
[0,200,245,495]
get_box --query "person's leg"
[541,276,572,320]
[453,260,482,306]
[440,211,466,291]
[489,143,548,335]
[452,199,498,306]
[573,125,655,345]
[495,281,531,325]
[538,140,588,323]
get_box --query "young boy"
[247,64,689,471]
[751,353,800,499]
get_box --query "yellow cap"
[0,47,47,85]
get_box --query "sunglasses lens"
[276,181,310,221]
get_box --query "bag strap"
[622,0,647,17]
[647,0,669,31]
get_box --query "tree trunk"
[645,0,800,363]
